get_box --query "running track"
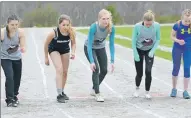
[1,28,191,118]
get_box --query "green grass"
[77,29,172,61]
[79,29,89,34]
[79,26,174,47]
[115,26,173,47]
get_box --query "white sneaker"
[95,94,104,102]
[145,93,151,99]
[90,89,96,96]
[133,87,139,97]
[133,92,139,97]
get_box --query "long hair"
[181,9,191,28]
[58,14,75,40]
[98,9,113,33]
[6,14,19,39]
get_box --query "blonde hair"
[181,9,191,18]
[98,9,113,33]
[58,14,75,40]
[143,10,155,21]
[179,9,191,28]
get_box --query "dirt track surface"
[1,28,191,118]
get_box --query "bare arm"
[1,28,4,41]
[71,31,76,55]
[44,31,55,58]
[18,28,26,51]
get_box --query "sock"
[62,88,64,94]
[57,88,62,95]
[136,87,139,90]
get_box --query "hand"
[111,63,114,73]
[134,53,140,62]
[20,47,25,53]
[45,57,49,66]
[178,39,185,45]
[148,50,154,58]
[90,63,96,72]
[70,53,75,60]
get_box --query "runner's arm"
[150,23,161,53]
[109,25,115,64]
[132,24,139,55]
[1,28,4,41]
[171,23,179,43]
[18,29,26,49]
[87,23,96,64]
[70,28,76,55]
[44,31,55,58]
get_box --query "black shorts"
[48,47,70,55]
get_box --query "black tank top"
[48,27,70,50]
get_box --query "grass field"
[77,26,174,47]
[77,29,172,61]
[115,26,173,47]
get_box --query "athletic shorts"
[48,47,70,55]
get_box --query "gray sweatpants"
[1,59,22,102]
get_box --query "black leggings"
[84,45,108,94]
[134,48,154,91]
[1,59,22,102]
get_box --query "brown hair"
[98,9,113,33]
[58,14,75,40]
[6,14,19,39]
[143,10,155,21]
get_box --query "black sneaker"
[62,92,69,100]
[6,99,18,107]
[14,96,19,104]
[57,94,65,103]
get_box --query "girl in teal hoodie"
[132,10,161,99]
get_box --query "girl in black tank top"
[44,14,76,103]
[48,27,70,55]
